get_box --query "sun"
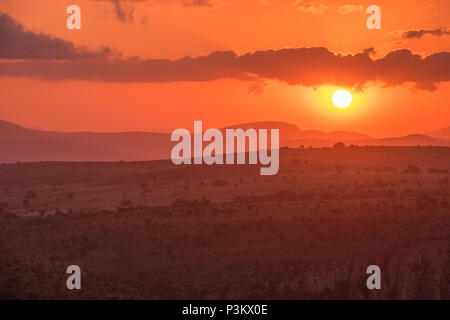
[332,89,352,108]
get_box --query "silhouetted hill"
[298,130,372,141]
[372,134,446,146]
[223,121,303,141]
[223,122,372,141]
[287,133,450,148]
[1,119,449,163]
[348,134,450,147]
[0,120,170,162]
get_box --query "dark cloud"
[402,27,450,39]
[111,0,136,23]
[92,0,213,22]
[373,50,449,90]
[1,47,448,91]
[0,51,247,82]
[0,14,448,91]
[93,0,146,23]
[237,48,449,91]
[0,13,113,59]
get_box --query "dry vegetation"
[0,146,449,299]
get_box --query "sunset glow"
[0,0,449,137]
[1,0,450,303]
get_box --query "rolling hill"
[0,119,449,163]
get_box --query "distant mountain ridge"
[427,126,450,139]
[0,120,169,162]
[0,120,449,163]
[222,121,372,141]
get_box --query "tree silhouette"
[333,142,345,150]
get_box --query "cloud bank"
[0,13,112,59]
[2,47,448,91]
[1,14,449,91]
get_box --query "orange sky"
[0,0,449,137]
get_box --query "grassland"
[0,146,449,299]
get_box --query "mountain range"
[0,119,449,163]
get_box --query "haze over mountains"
[0,119,449,163]
[427,127,450,139]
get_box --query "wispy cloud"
[337,4,363,15]
[293,1,329,15]
[92,0,214,23]
[182,0,214,8]
[248,79,269,95]
[92,0,145,23]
